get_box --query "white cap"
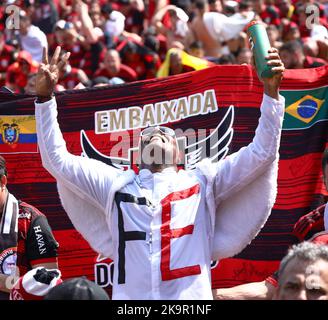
[225,0,239,8]
[175,7,189,23]
[55,19,67,30]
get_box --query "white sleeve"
[214,93,285,202]
[37,29,48,63]
[35,97,120,211]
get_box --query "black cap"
[101,3,113,15]
[43,277,110,300]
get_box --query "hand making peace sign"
[36,46,71,99]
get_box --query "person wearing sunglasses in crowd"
[34,46,285,300]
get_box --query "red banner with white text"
[1,64,328,294]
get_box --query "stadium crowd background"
[0,0,327,94]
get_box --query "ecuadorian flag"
[282,87,328,130]
[0,115,37,153]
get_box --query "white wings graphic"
[183,105,234,170]
[81,105,234,170]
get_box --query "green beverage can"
[246,20,274,79]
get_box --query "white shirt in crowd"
[105,11,125,37]
[20,25,48,63]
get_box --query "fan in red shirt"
[294,2,328,39]
[56,49,90,90]
[279,40,327,69]
[281,21,301,42]
[0,156,59,300]
[58,64,89,90]
[116,0,145,35]
[54,20,95,78]
[118,40,161,80]
[94,48,137,82]
[0,32,15,87]
[252,0,281,26]
[6,51,39,93]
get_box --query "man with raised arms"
[35,46,284,299]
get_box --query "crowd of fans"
[0,0,327,94]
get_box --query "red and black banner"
[1,64,328,292]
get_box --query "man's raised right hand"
[36,46,70,99]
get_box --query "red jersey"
[120,7,145,35]
[265,205,328,288]
[62,43,85,69]
[147,0,169,20]
[78,49,94,78]
[118,41,161,80]
[58,67,81,90]
[6,61,38,93]
[94,65,137,82]
[303,55,327,68]
[260,5,281,26]
[62,42,102,78]
[0,200,58,300]
[0,44,15,87]
[16,201,58,275]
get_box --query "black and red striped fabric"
[0,64,327,291]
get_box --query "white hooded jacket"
[35,93,284,299]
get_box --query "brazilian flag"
[282,87,328,130]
